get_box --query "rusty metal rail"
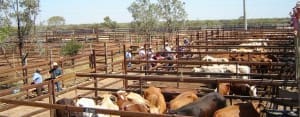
[75,73,297,86]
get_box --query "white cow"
[235,38,269,52]
[201,55,229,62]
[76,98,96,117]
[222,64,251,79]
[230,48,254,52]
[193,64,250,79]
[96,94,119,117]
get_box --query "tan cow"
[213,102,264,117]
[143,86,167,114]
[169,91,198,110]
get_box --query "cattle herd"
[53,32,298,117]
[55,86,266,117]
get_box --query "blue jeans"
[55,82,62,92]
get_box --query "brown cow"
[169,91,198,110]
[161,87,197,102]
[144,86,167,114]
[213,102,264,117]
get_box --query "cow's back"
[170,91,198,110]
[144,86,166,114]
[170,92,226,117]
[213,103,260,117]
[55,98,81,117]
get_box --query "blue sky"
[38,0,297,24]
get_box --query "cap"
[52,62,58,66]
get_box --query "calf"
[169,92,226,117]
[213,102,264,117]
[144,86,167,114]
[169,91,198,110]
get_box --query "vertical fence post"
[176,33,179,52]
[296,23,300,111]
[123,45,128,89]
[104,42,108,74]
[92,49,98,97]
[48,80,55,117]
[111,50,114,73]
[91,49,96,70]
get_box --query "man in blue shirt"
[32,68,43,96]
[49,62,62,92]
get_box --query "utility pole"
[243,0,247,30]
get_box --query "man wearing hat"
[32,68,43,96]
[49,62,62,92]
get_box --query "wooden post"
[296,21,300,111]
[176,33,179,52]
[96,28,99,42]
[123,45,128,89]
[111,50,114,73]
[104,42,108,74]
[91,49,98,97]
[163,35,166,50]
[49,80,55,117]
[145,44,148,76]
[92,49,96,70]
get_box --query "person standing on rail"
[49,62,63,92]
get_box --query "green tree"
[47,16,65,29]
[61,40,82,56]
[6,0,40,66]
[128,0,159,34]
[101,16,117,29]
[0,0,39,84]
[61,40,82,65]
[157,0,187,32]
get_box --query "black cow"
[169,92,226,117]
[55,98,82,117]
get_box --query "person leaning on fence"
[125,48,132,67]
[32,68,43,96]
[49,62,62,92]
